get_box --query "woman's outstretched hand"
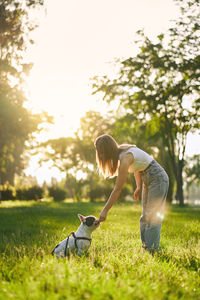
[98,208,108,222]
[134,188,141,202]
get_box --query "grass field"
[0,200,199,300]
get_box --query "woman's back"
[119,146,153,172]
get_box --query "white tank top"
[119,147,154,172]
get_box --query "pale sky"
[27,0,180,136]
[25,0,199,183]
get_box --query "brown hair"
[94,134,135,178]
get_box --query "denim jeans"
[140,160,169,251]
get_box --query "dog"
[52,214,100,258]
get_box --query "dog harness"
[52,231,92,257]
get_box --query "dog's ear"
[78,214,85,222]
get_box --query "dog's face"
[78,214,100,231]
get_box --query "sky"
[25,0,199,183]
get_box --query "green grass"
[0,200,199,300]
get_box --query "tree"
[0,0,48,184]
[111,115,176,202]
[92,0,200,206]
[43,111,112,172]
[42,111,132,202]
[185,154,200,201]
[185,155,200,186]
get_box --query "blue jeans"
[140,218,162,251]
[140,160,169,251]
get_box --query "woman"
[94,134,169,252]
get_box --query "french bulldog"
[52,214,100,258]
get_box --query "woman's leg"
[142,163,169,251]
[144,223,162,251]
[140,183,147,247]
[140,216,147,247]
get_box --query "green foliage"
[0,184,15,200]
[42,111,113,171]
[92,0,200,205]
[42,111,117,202]
[16,185,44,200]
[0,189,14,201]
[185,155,200,187]
[0,201,199,299]
[0,0,49,185]
[86,176,114,202]
[65,174,87,202]
[48,186,67,202]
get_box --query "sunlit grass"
[0,201,199,299]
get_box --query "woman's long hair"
[94,134,135,178]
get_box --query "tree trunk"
[176,159,184,206]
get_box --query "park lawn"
[0,201,199,300]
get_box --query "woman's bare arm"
[133,171,142,201]
[99,153,133,222]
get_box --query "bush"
[88,182,133,202]
[16,188,26,200]
[25,186,44,200]
[48,186,67,201]
[16,186,44,200]
[88,185,112,202]
[0,188,15,200]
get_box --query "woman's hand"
[134,188,141,202]
[98,208,108,223]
